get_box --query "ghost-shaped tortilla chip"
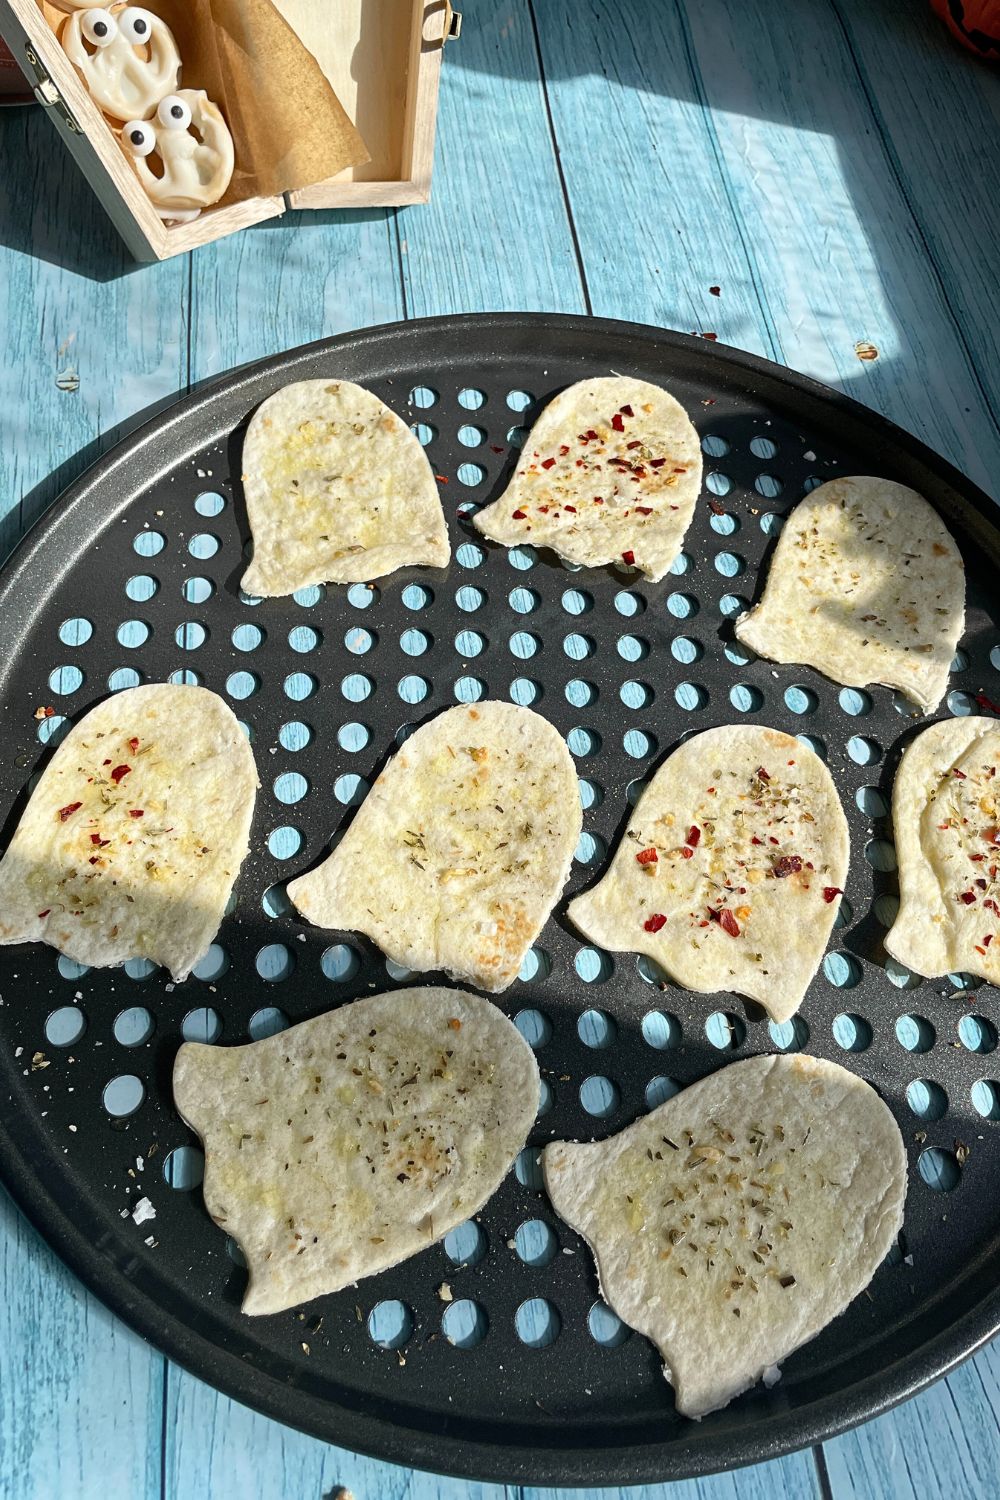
[0,684,257,982]
[568,726,849,1022]
[288,703,581,992]
[174,986,540,1315]
[239,379,450,596]
[62,5,181,122]
[886,715,1000,984]
[473,377,702,581]
[544,1053,906,1418]
[735,476,965,713]
[122,91,234,216]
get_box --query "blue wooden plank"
[0,1187,163,1500]
[397,0,586,317]
[0,106,188,562]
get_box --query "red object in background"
[930,0,1000,58]
[0,34,34,104]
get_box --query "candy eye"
[156,94,191,131]
[123,119,156,157]
[81,8,118,45]
[117,7,155,44]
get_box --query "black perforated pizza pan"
[1,314,999,1487]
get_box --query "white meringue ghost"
[122,90,234,214]
[61,4,180,122]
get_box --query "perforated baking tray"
[1,314,999,1487]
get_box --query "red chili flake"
[435,475,449,483]
[635,505,654,515]
[578,433,590,443]
[679,846,694,860]
[773,855,803,878]
[976,692,1000,715]
[633,468,647,479]
[986,898,1000,916]
[564,504,577,513]
[621,550,635,566]
[541,457,556,470]
[611,413,625,433]
[57,803,82,822]
[970,853,986,862]
[751,836,764,846]
[559,445,570,456]
[756,766,771,781]
[88,856,100,866]
[586,429,599,442]
[701,332,718,341]
[718,908,740,937]
[110,764,131,784]
[649,458,666,469]
[89,833,109,847]
[626,441,642,451]
[953,768,967,779]
[708,497,725,515]
[768,836,780,846]
[709,285,721,296]
[984,827,1000,847]
[37,910,51,919]
[686,825,701,848]
[103,759,112,766]
[129,809,144,819]
[128,736,140,754]
[644,913,667,933]
[960,891,977,905]
[33,705,55,720]
[787,760,796,766]
[619,404,634,418]
[490,445,504,453]
[636,847,658,865]
[976,878,988,890]
[593,496,604,504]
[511,509,527,520]
[985,935,994,948]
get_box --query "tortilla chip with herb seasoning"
[174,986,540,1315]
[473,376,702,581]
[0,684,257,982]
[567,725,849,1022]
[287,702,581,993]
[544,1053,906,1418]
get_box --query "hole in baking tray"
[636,955,669,985]
[343,584,373,610]
[168,669,202,688]
[195,491,226,516]
[948,971,980,991]
[410,422,436,446]
[57,955,89,981]
[519,946,552,982]
[578,1009,617,1048]
[948,690,977,716]
[750,435,778,459]
[335,721,370,755]
[443,1299,488,1348]
[823,953,862,989]
[760,513,784,537]
[458,387,486,410]
[856,785,890,817]
[267,826,304,859]
[754,474,783,498]
[507,389,534,412]
[188,533,219,559]
[671,635,703,664]
[951,650,970,672]
[972,1081,1000,1120]
[614,591,644,621]
[509,634,541,663]
[456,586,485,614]
[225,1237,247,1268]
[537,1078,554,1117]
[514,1009,552,1049]
[918,1148,961,1192]
[455,629,485,658]
[784,685,818,715]
[578,777,603,810]
[769,1017,810,1052]
[456,541,485,570]
[718,594,749,618]
[730,683,764,713]
[455,676,486,703]
[567,726,601,757]
[515,1147,544,1190]
[959,1015,997,1053]
[668,553,692,577]
[839,688,873,716]
[674,682,708,711]
[232,623,263,651]
[192,944,229,982]
[256,944,294,983]
[345,627,375,657]
[509,586,540,615]
[239,589,263,608]
[589,1301,631,1347]
[833,1013,872,1052]
[574,947,613,983]
[626,778,649,807]
[617,634,650,663]
[175,622,207,651]
[562,588,594,616]
[580,1076,620,1116]
[284,672,318,701]
[515,1220,557,1267]
[574,831,607,866]
[507,425,528,448]
[516,1298,561,1348]
[368,1301,413,1350]
[458,425,485,448]
[563,632,596,660]
[397,675,429,705]
[620,680,652,709]
[289,625,321,655]
[320,944,361,983]
[896,1014,935,1053]
[873,894,900,928]
[710,510,740,535]
[702,433,729,457]
[113,1008,154,1047]
[127,575,158,602]
[248,1007,289,1040]
[906,1079,947,1120]
[123,958,158,982]
[865,839,897,872]
[45,1007,86,1047]
[103,1074,144,1117]
[666,592,698,619]
[58,617,93,646]
[641,1010,681,1048]
[262,883,292,919]
[565,679,597,707]
[37,714,68,745]
[706,470,732,498]
[163,1145,204,1189]
[116,620,150,649]
[278,721,312,752]
[226,671,259,700]
[508,546,538,572]
[797,733,826,760]
[645,1076,681,1109]
[181,1007,222,1044]
[408,385,437,409]
[706,1012,746,1050]
[385,959,415,981]
[848,735,882,765]
[133,530,165,556]
[714,551,745,577]
[341,674,374,708]
[48,664,83,695]
[444,1220,486,1266]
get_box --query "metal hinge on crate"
[22,42,80,132]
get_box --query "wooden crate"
[0,0,458,261]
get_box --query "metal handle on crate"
[442,2,462,42]
[22,44,81,133]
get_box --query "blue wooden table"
[1,2,999,1496]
